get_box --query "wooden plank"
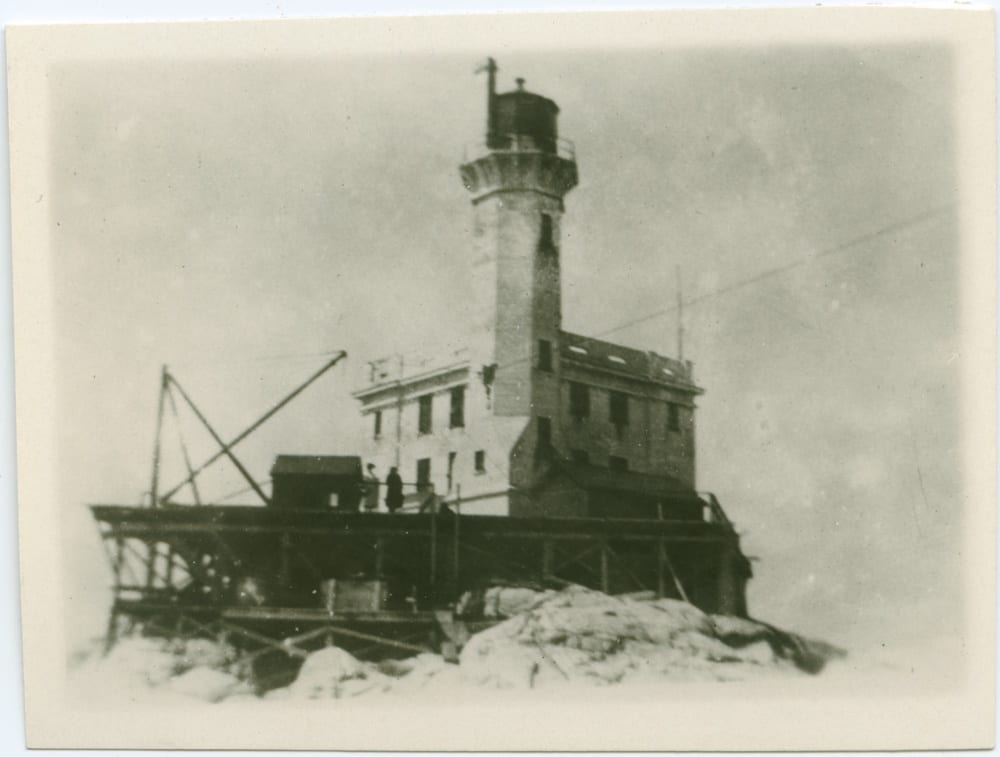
[221,607,438,625]
[322,624,433,654]
[218,622,310,659]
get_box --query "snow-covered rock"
[168,666,248,702]
[459,586,843,688]
[285,646,391,700]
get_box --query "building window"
[416,458,431,492]
[373,410,382,439]
[538,339,553,372]
[538,213,556,256]
[609,391,629,427]
[449,385,465,429]
[536,416,553,462]
[447,451,457,492]
[667,403,681,432]
[570,449,590,465]
[608,456,628,472]
[474,450,486,474]
[569,382,590,419]
[418,394,433,435]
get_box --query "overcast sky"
[49,43,960,653]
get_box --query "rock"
[484,586,554,618]
[173,638,237,673]
[458,585,845,688]
[168,666,247,702]
[287,646,369,699]
[100,637,182,688]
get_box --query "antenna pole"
[676,265,684,362]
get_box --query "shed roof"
[270,455,362,477]
[549,459,696,499]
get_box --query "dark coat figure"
[385,467,404,513]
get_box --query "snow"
[71,586,968,708]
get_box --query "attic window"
[662,367,676,377]
[608,355,627,365]
[569,345,588,355]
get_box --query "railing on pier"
[697,492,736,531]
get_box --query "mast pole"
[149,365,168,507]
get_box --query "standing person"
[363,463,380,512]
[385,467,404,514]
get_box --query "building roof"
[559,331,701,392]
[270,455,362,477]
[549,459,697,499]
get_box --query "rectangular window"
[539,213,555,255]
[569,382,590,419]
[447,451,457,491]
[449,385,465,428]
[570,449,590,465]
[416,458,431,492]
[608,456,628,472]
[373,410,382,439]
[474,450,486,474]
[418,394,433,435]
[536,416,552,461]
[609,391,629,427]
[538,339,553,372]
[667,403,681,432]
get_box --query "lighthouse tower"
[459,60,578,487]
[356,58,704,521]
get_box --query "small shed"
[270,455,363,511]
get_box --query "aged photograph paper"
[7,8,996,750]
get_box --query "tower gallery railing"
[462,133,576,164]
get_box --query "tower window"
[538,339,553,372]
[474,450,486,474]
[416,458,431,492]
[570,449,590,465]
[450,385,465,428]
[538,213,556,257]
[373,410,382,439]
[667,403,681,432]
[569,382,590,419]
[418,394,433,435]
[608,456,628,472]
[609,391,629,427]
